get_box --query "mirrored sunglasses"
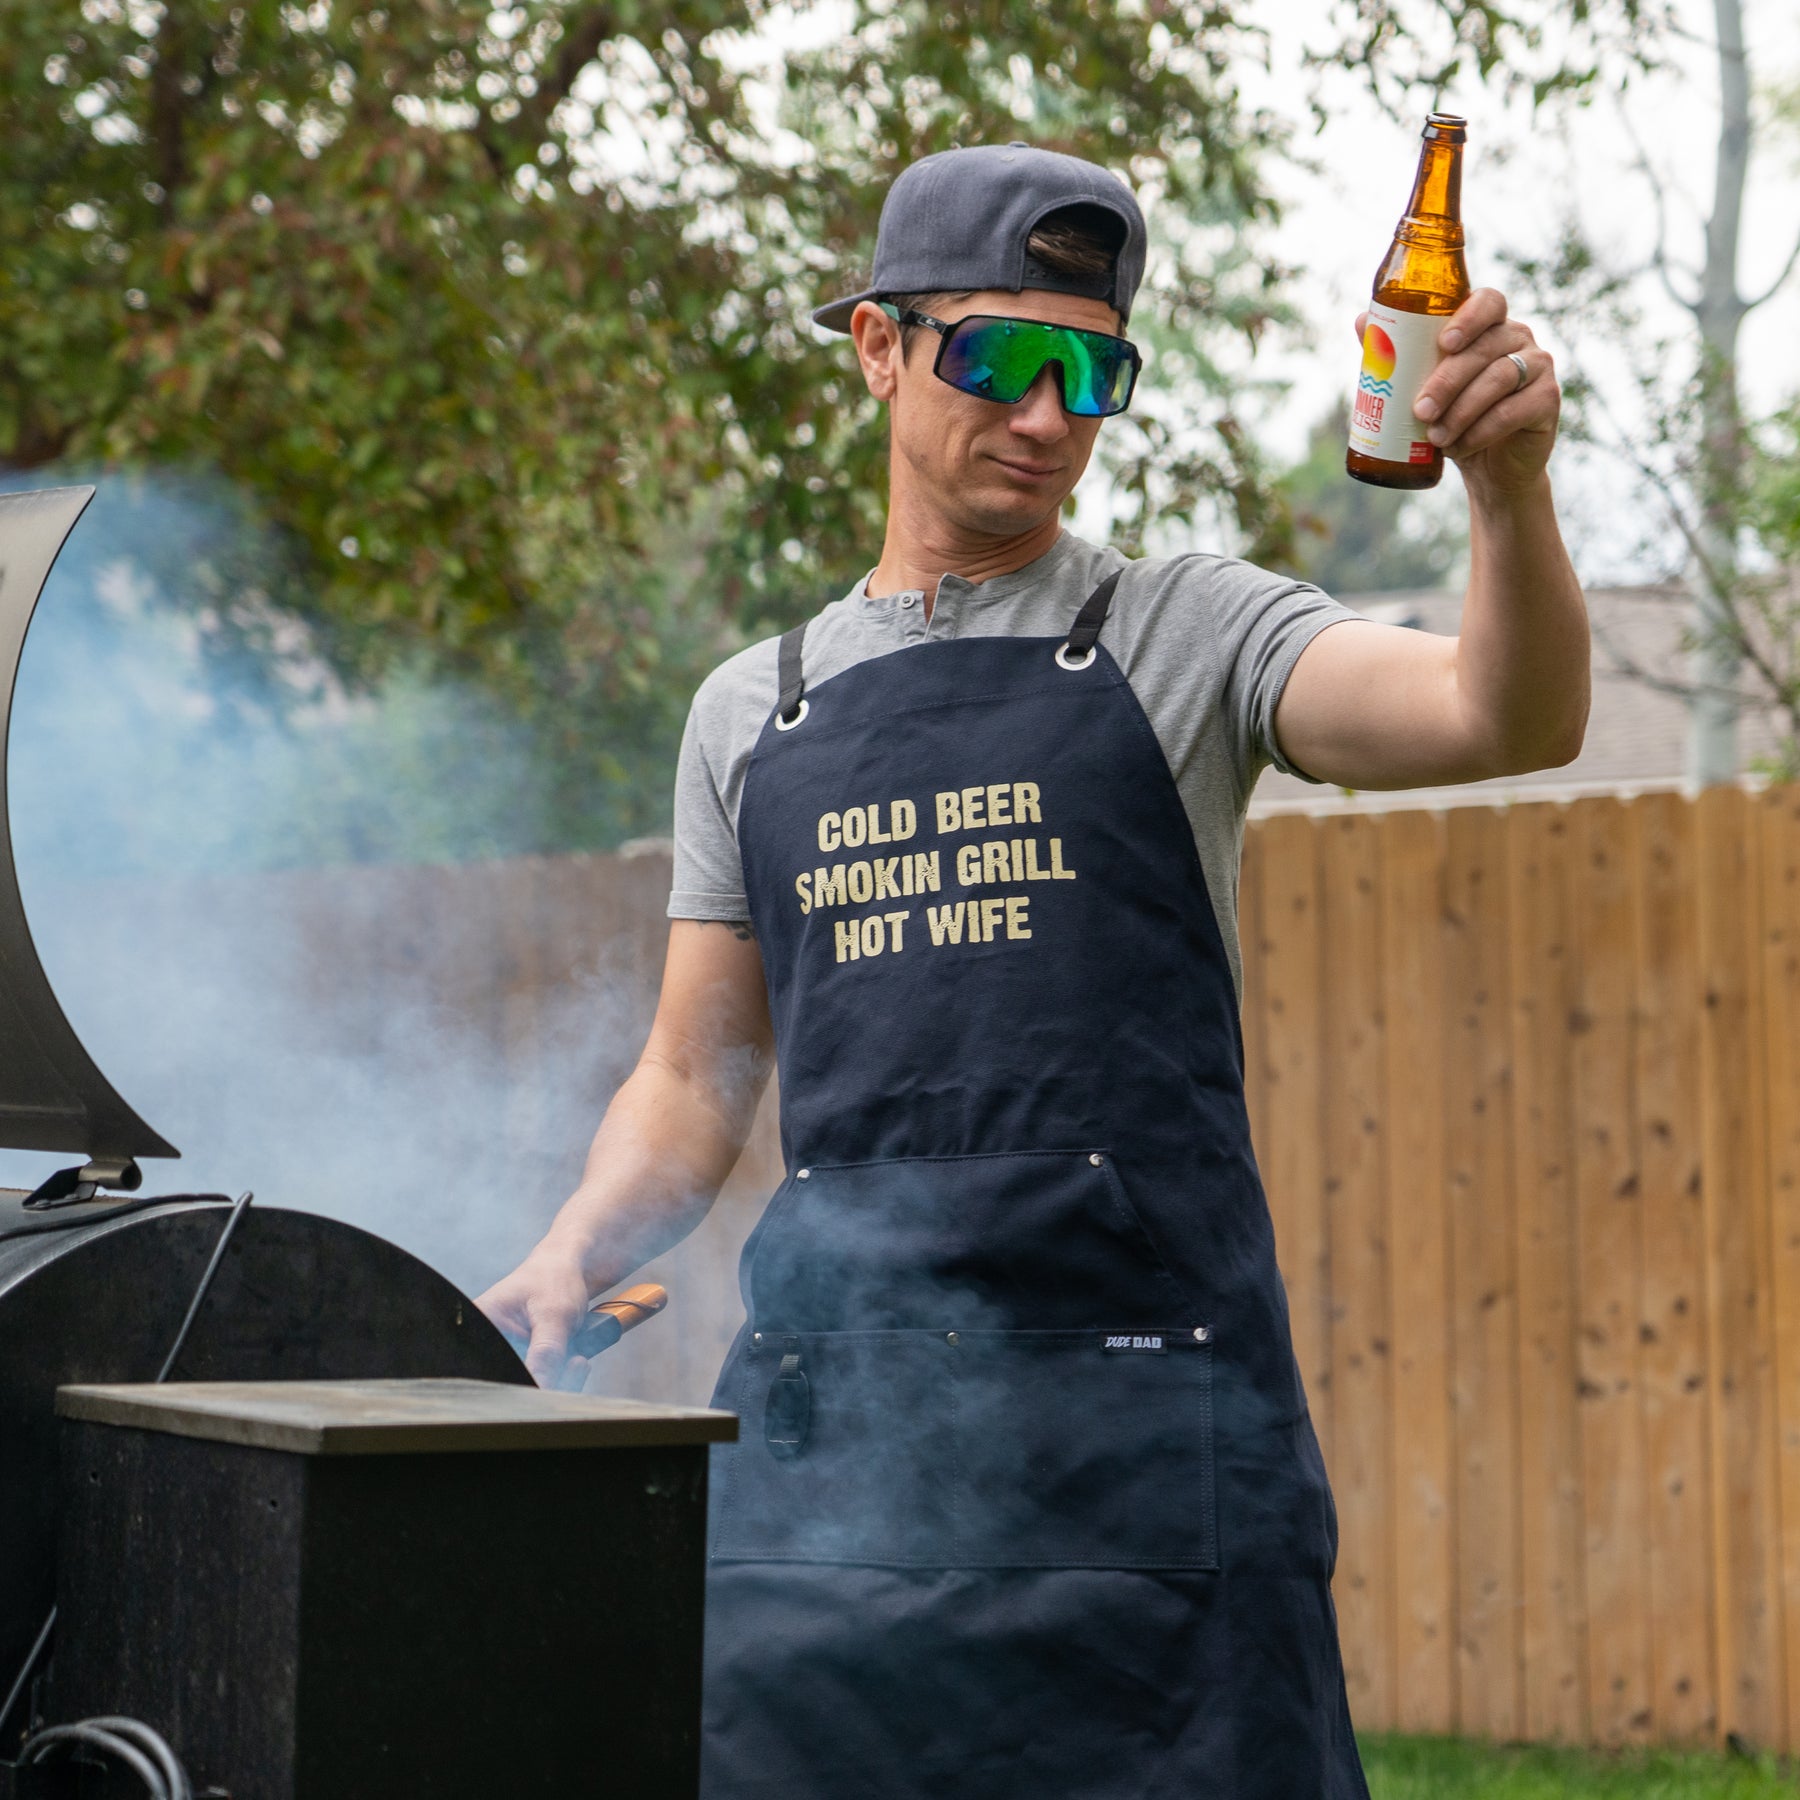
[883,306,1141,418]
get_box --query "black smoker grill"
[0,488,734,1799]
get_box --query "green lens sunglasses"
[882,305,1141,418]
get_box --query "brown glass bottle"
[1346,113,1471,490]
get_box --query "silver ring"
[1507,350,1530,393]
[774,697,809,731]
[1054,642,1095,672]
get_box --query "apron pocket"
[952,1328,1218,1570]
[712,1330,956,1566]
[742,1150,1193,1331]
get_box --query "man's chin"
[951,480,1071,538]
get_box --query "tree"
[1268,401,1466,595]
[1507,0,1800,781]
[0,2,1290,656]
[0,0,1299,840]
[0,0,1666,844]
[2,0,750,688]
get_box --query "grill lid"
[0,485,178,1171]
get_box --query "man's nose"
[1009,364,1070,439]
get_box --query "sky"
[1219,0,1799,579]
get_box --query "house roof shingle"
[1250,586,1782,815]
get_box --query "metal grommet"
[753,1332,764,1346]
[796,1168,810,1181]
[1193,1326,1211,1344]
[774,698,810,732]
[1088,1153,1104,1167]
[946,1331,960,1346]
[1054,642,1096,672]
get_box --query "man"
[480,143,1587,1797]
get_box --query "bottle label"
[1347,301,1445,464]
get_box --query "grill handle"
[570,1283,669,1359]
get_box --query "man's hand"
[1272,287,1587,792]
[477,1247,594,1392]
[1355,286,1560,498]
[475,919,773,1393]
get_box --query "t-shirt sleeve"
[667,679,752,922]
[1214,563,1359,787]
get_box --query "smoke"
[5,471,565,877]
[0,472,662,1296]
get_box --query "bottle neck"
[1398,136,1463,246]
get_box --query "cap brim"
[810,287,882,335]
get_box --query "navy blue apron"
[702,573,1368,1799]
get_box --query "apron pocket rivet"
[945,1331,960,1346]
[1192,1326,1211,1343]
[1088,1153,1104,1166]
[797,1168,811,1180]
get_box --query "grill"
[0,489,731,1799]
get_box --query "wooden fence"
[1237,786,1800,1753]
[57,785,1796,1753]
[466,785,1800,1754]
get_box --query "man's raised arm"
[1273,287,1590,790]
[477,919,773,1389]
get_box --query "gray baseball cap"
[811,142,1148,335]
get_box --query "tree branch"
[148,5,192,208]
[1580,368,1712,574]
[1619,104,1701,313]
[1591,586,1789,720]
[473,124,511,180]
[536,6,621,118]
[1742,228,1800,311]
[1663,19,1729,55]
[1590,620,1714,702]
[1568,358,1797,716]
[475,6,676,179]
[500,5,626,157]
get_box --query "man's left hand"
[1355,286,1559,499]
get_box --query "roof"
[1250,586,1784,816]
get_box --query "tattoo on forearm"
[704,918,757,942]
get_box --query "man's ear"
[849,301,903,403]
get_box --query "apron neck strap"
[777,566,1123,722]
[1065,570,1123,657]
[777,621,808,723]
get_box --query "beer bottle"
[1346,113,1471,490]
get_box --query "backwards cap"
[811,142,1148,334]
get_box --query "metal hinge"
[22,1157,143,1210]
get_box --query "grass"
[1362,1734,1800,1798]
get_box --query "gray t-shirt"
[668,531,1355,994]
